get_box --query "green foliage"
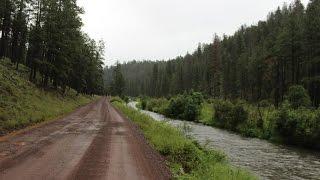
[258,99,272,108]
[209,98,320,149]
[0,0,105,95]
[140,96,147,110]
[165,95,185,119]
[110,96,125,104]
[0,60,96,134]
[214,100,248,131]
[146,98,169,114]
[165,92,204,121]
[112,101,255,179]
[199,102,214,125]
[122,96,129,103]
[140,94,320,149]
[286,85,311,109]
[274,102,320,148]
[110,63,125,96]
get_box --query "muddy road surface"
[0,98,171,180]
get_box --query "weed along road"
[0,97,171,180]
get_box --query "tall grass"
[112,101,256,180]
[0,59,97,135]
[199,102,214,125]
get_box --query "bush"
[140,97,147,110]
[110,96,124,103]
[146,98,169,114]
[214,100,234,128]
[274,102,320,148]
[165,91,204,121]
[214,100,248,131]
[286,85,311,109]
[199,102,214,124]
[258,99,272,107]
[122,96,129,103]
[165,95,186,119]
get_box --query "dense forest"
[105,0,320,107]
[0,0,105,95]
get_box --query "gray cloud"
[78,0,309,65]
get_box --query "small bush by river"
[112,101,255,179]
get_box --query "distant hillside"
[104,0,320,107]
[0,59,96,135]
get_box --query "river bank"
[128,101,320,180]
[112,100,256,179]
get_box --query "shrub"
[183,96,201,121]
[110,96,124,103]
[274,102,320,148]
[140,97,147,110]
[233,103,248,125]
[165,95,185,119]
[214,100,234,128]
[214,100,248,131]
[122,96,129,103]
[286,85,311,109]
[146,98,169,114]
[165,91,204,121]
[258,99,272,107]
[199,102,214,125]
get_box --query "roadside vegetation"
[138,87,320,150]
[112,99,255,179]
[0,59,97,135]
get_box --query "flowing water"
[128,102,320,180]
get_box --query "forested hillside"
[0,0,105,95]
[0,59,96,134]
[104,0,320,107]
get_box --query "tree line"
[0,0,105,95]
[104,0,320,107]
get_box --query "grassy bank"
[112,100,255,179]
[0,59,97,135]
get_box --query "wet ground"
[0,98,171,180]
[128,102,320,180]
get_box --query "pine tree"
[0,0,13,58]
[111,62,125,96]
[152,64,159,96]
[212,34,222,98]
[11,0,28,70]
[305,0,320,106]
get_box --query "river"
[128,102,320,180]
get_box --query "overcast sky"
[77,0,309,66]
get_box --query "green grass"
[0,58,97,135]
[199,102,214,124]
[112,101,256,180]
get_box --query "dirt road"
[0,97,171,180]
